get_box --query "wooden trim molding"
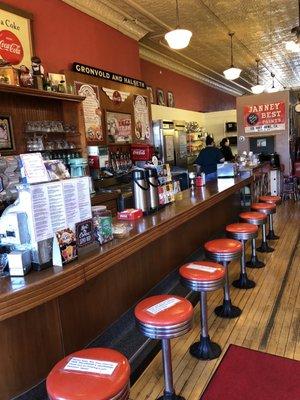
[61,0,148,41]
[139,44,244,97]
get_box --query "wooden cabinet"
[0,83,86,156]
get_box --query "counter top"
[0,175,251,321]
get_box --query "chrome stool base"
[232,273,256,289]
[157,394,185,400]
[257,242,274,253]
[215,300,241,319]
[246,255,265,268]
[189,335,222,360]
[266,230,279,240]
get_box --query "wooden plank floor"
[131,200,300,400]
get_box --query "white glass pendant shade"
[223,67,242,80]
[267,85,279,93]
[165,29,192,49]
[285,40,300,52]
[251,84,265,94]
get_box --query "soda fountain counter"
[0,175,252,400]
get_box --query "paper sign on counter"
[186,264,217,273]
[47,182,67,232]
[76,177,92,221]
[146,297,181,315]
[20,153,49,184]
[30,184,53,242]
[64,357,118,375]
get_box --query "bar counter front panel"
[0,176,251,399]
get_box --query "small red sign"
[0,30,24,65]
[243,101,285,134]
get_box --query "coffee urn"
[145,168,159,212]
[132,169,149,214]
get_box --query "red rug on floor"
[200,344,300,400]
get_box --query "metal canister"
[132,169,149,214]
[145,168,159,212]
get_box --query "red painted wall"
[3,0,235,111]
[2,0,141,78]
[140,59,236,112]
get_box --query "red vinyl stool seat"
[135,295,193,400]
[239,211,267,268]
[259,196,281,240]
[250,203,275,252]
[251,202,276,215]
[226,223,258,289]
[259,195,281,205]
[179,261,225,360]
[46,348,130,400]
[204,239,242,319]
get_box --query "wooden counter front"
[0,176,251,399]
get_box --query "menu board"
[20,153,49,184]
[30,184,53,242]
[133,95,150,141]
[75,82,103,142]
[29,177,92,242]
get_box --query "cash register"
[217,162,237,178]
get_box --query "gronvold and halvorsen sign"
[72,62,146,88]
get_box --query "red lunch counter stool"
[239,211,267,268]
[251,203,276,252]
[179,261,225,360]
[204,238,242,319]
[46,348,130,400]
[259,195,281,240]
[225,223,258,289]
[135,294,193,400]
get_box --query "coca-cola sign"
[0,30,23,65]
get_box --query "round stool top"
[259,195,281,204]
[179,261,225,282]
[251,202,276,212]
[204,238,242,254]
[239,211,267,222]
[47,348,130,400]
[134,295,193,327]
[226,223,258,234]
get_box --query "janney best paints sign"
[243,101,285,134]
[0,6,33,68]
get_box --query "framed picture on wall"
[146,86,154,104]
[167,91,175,108]
[156,88,165,106]
[106,111,132,143]
[0,115,14,151]
[0,2,34,69]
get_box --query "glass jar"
[92,206,113,244]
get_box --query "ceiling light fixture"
[164,0,192,50]
[223,32,242,80]
[285,0,300,53]
[267,72,279,93]
[251,58,265,94]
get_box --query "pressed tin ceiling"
[65,0,300,96]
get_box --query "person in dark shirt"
[220,137,235,162]
[195,136,224,181]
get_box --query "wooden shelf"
[26,148,82,153]
[0,83,85,102]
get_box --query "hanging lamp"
[165,0,192,50]
[223,32,242,80]
[267,72,279,92]
[285,0,300,52]
[251,58,265,94]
